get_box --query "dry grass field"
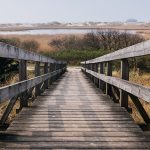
[0,34,83,52]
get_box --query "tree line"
[49,30,144,52]
[47,30,149,69]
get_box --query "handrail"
[0,42,65,64]
[81,40,150,125]
[0,68,65,103]
[81,40,150,64]
[83,68,150,103]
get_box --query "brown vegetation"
[0,34,83,52]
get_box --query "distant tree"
[49,39,63,50]
[83,32,100,50]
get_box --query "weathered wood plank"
[0,135,149,142]
[4,131,146,137]
[0,141,149,149]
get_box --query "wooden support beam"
[129,94,150,124]
[49,63,54,84]
[106,62,112,97]
[120,59,129,109]
[48,63,51,85]
[112,86,120,103]
[92,64,95,83]
[95,63,99,87]
[19,60,28,108]
[53,63,57,81]
[35,62,41,97]
[99,62,105,91]
[0,96,18,126]
[44,63,48,89]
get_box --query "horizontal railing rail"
[81,40,150,64]
[0,42,65,64]
[0,68,65,102]
[81,40,150,125]
[83,68,150,102]
[0,42,67,127]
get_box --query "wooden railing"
[0,42,66,127]
[81,40,150,125]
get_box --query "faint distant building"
[126,19,138,23]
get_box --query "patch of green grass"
[42,49,107,66]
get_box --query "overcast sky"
[0,0,149,23]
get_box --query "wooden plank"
[7,128,141,132]
[81,40,150,64]
[85,68,150,102]
[4,131,146,137]
[1,136,149,142]
[10,123,138,128]
[0,141,149,149]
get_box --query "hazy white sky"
[0,0,149,23]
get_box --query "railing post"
[51,63,55,83]
[120,59,129,109]
[58,64,60,78]
[95,63,99,87]
[93,63,96,84]
[53,63,57,81]
[99,62,105,91]
[84,61,87,74]
[48,63,52,85]
[90,63,93,81]
[106,62,112,97]
[35,62,41,96]
[44,62,48,89]
[92,64,95,83]
[19,60,28,108]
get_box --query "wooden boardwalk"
[0,68,150,149]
